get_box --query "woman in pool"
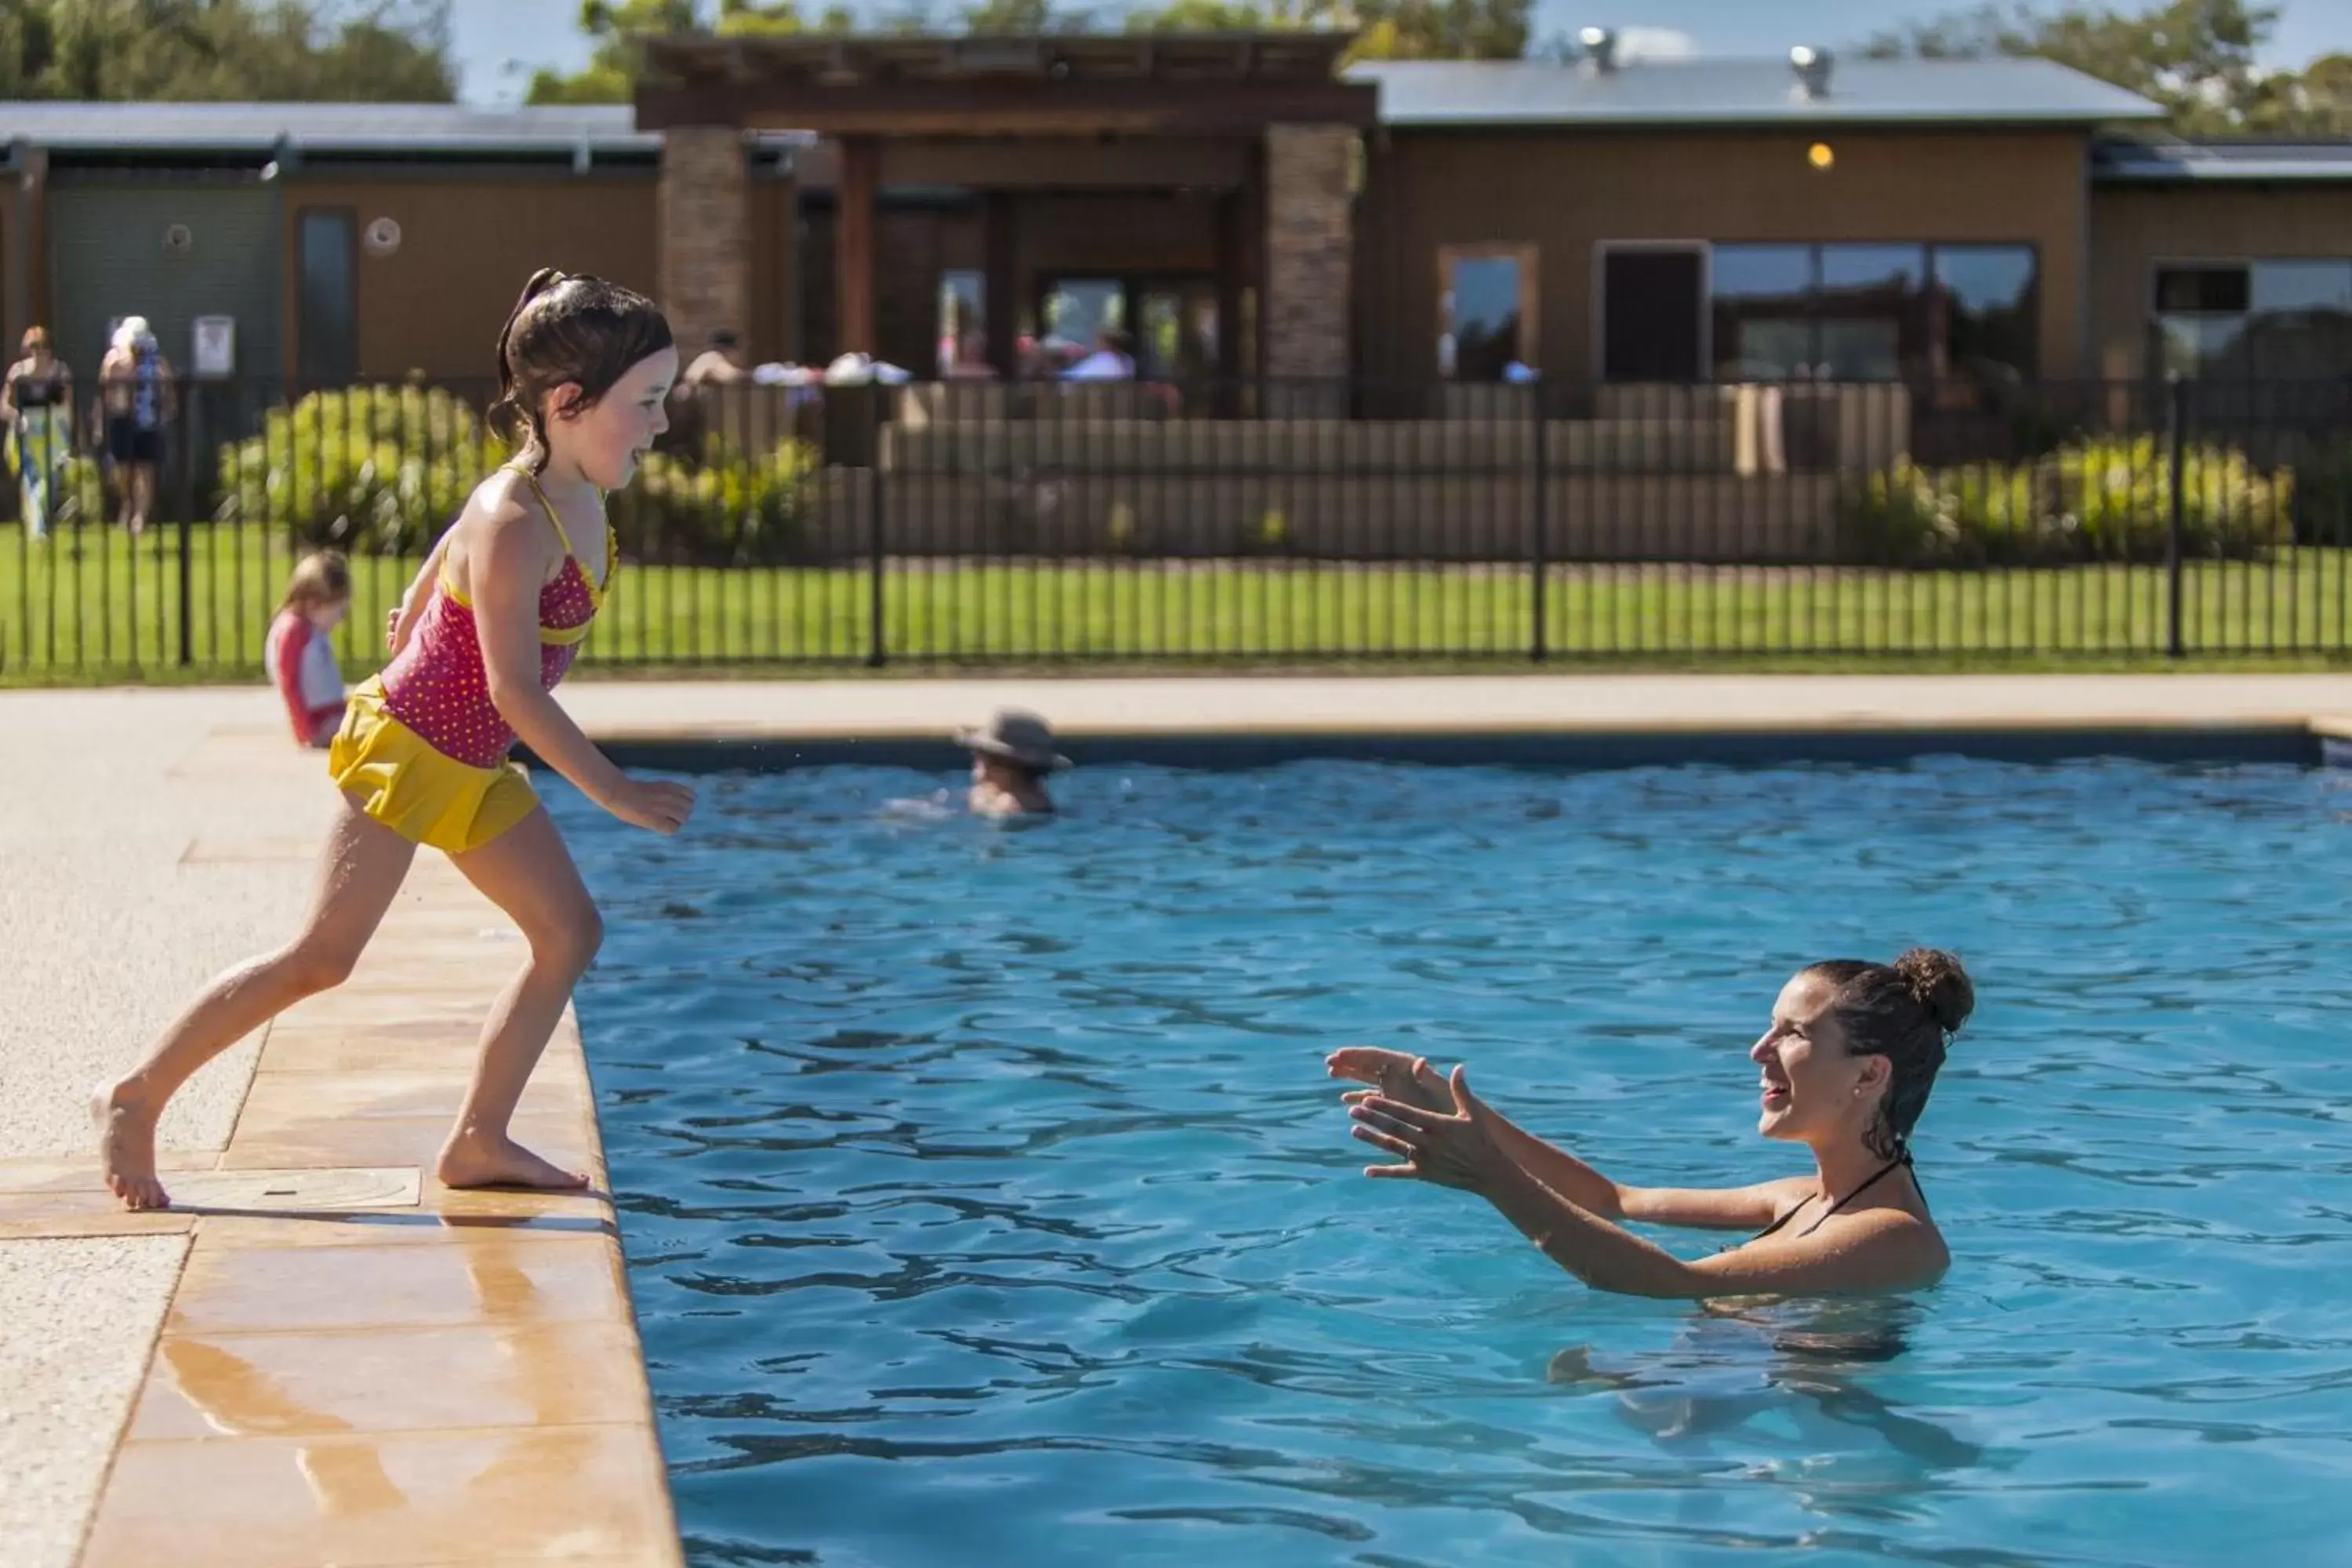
[1330,949,1971,1298]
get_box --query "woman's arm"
[1479,1160,1943,1299]
[1341,1051,1796,1231]
[1348,1071,1944,1298]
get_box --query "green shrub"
[215,384,817,565]
[2059,437,2292,560]
[212,384,503,554]
[615,441,816,565]
[1837,438,2292,568]
[2289,442,2352,546]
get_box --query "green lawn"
[6,520,2352,681]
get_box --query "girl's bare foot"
[435,1133,589,1192]
[93,1079,169,1210]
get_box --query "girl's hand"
[603,776,696,835]
[384,606,406,655]
[1348,1066,1509,1193]
[1326,1046,1454,1114]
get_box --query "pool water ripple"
[558,759,2352,1566]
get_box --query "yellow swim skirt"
[327,678,539,855]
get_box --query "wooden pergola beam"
[637,78,1377,136]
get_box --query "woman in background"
[97,315,173,535]
[3,327,73,538]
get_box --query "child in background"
[264,550,351,747]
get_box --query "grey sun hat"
[955,708,1072,772]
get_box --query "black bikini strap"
[1754,1151,1917,1243]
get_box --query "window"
[1438,245,1537,382]
[1709,245,1814,380]
[1040,277,1124,356]
[296,208,357,387]
[1033,276,1218,381]
[1137,281,1218,382]
[2156,259,2352,380]
[1817,245,1925,380]
[938,269,985,376]
[1698,241,2038,385]
[1934,246,2039,383]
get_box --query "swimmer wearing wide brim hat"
[956,708,1069,818]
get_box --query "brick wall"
[1263,124,1356,382]
[658,127,748,354]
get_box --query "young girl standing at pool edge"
[96,269,695,1210]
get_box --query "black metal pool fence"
[6,372,2350,676]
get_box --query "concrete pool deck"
[9,670,2352,1564]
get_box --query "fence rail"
[5,373,2350,677]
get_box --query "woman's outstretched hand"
[1325,1046,1455,1114]
[1348,1065,1509,1192]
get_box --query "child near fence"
[264,550,352,748]
[96,269,696,1210]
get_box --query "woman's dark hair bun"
[1893,948,1973,1035]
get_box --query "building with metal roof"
[1351,55,2165,129]
[0,35,2343,397]
[2092,136,2352,184]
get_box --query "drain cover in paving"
[167,1167,421,1211]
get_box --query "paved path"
[0,693,670,1568]
[557,671,2352,739]
[9,671,2352,1566]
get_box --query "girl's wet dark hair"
[1803,949,1973,1160]
[488,268,673,471]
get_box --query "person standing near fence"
[93,270,695,1210]
[96,315,173,535]
[2,328,73,539]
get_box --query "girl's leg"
[96,797,416,1209]
[437,805,601,1191]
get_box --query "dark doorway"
[1602,247,1703,382]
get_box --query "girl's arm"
[466,500,691,834]
[384,528,452,659]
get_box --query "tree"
[0,0,456,101]
[1345,0,1530,61]
[1123,0,1530,60]
[532,0,1531,102]
[1863,1,2352,136]
[958,0,1098,31]
[526,0,851,104]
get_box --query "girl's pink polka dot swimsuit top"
[379,466,617,770]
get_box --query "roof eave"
[1379,109,2163,129]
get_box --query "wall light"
[1807,141,1835,171]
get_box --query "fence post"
[865,385,887,669]
[2165,372,2186,660]
[1529,375,1548,662]
[176,381,198,668]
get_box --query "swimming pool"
[557,755,2352,1566]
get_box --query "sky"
[450,0,2343,106]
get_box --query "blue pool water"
[555,757,2352,1567]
